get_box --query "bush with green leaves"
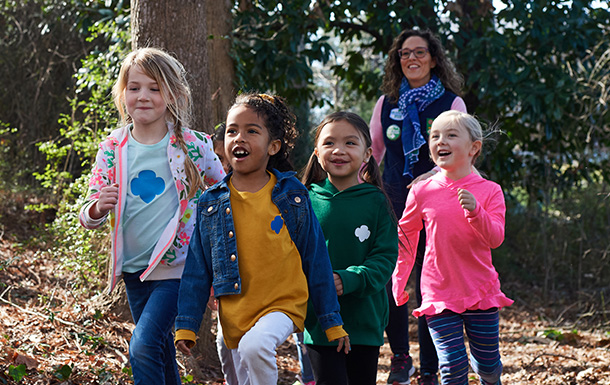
[0,0,129,188]
[37,11,129,290]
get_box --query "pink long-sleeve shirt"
[392,172,513,317]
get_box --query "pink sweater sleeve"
[370,96,386,166]
[466,184,506,249]
[392,188,423,306]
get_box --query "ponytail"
[301,153,327,188]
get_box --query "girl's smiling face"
[429,119,481,180]
[400,36,436,89]
[124,65,168,130]
[225,105,280,183]
[314,120,372,191]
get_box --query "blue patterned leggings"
[425,308,502,385]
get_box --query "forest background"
[0,0,609,383]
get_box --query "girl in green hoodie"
[302,111,398,385]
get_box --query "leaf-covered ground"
[1,219,609,384]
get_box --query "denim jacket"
[176,169,344,334]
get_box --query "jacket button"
[230,254,236,261]
[207,206,213,212]
[234,283,239,290]
[294,197,301,203]
[228,231,234,238]
[226,207,231,214]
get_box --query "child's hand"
[92,183,119,219]
[457,188,477,212]
[176,340,192,356]
[336,335,351,354]
[333,273,343,296]
[207,296,218,311]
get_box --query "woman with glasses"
[370,28,466,385]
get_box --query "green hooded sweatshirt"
[304,179,398,346]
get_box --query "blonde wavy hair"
[112,47,203,199]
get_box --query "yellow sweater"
[218,175,308,349]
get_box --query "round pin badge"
[386,124,401,141]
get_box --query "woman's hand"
[407,171,435,188]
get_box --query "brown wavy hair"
[380,29,464,103]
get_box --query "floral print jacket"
[79,123,225,291]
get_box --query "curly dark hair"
[380,29,464,103]
[228,92,298,172]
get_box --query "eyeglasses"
[398,47,429,59]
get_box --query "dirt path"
[1,239,609,384]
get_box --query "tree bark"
[131,0,212,132]
[206,0,236,126]
[129,0,219,373]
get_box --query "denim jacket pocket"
[282,190,309,235]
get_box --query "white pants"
[217,321,247,385]
[231,312,295,385]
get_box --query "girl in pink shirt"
[392,111,512,385]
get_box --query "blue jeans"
[123,272,181,385]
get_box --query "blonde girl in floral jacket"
[79,47,224,385]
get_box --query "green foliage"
[0,0,128,187]
[6,364,26,383]
[232,0,331,107]
[48,174,110,291]
[35,7,129,290]
[449,1,610,201]
[494,181,610,298]
[34,9,129,193]
[53,364,73,380]
[318,0,442,100]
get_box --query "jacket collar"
[210,168,296,193]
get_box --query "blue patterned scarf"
[397,75,445,177]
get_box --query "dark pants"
[307,344,380,385]
[386,225,439,374]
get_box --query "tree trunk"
[206,0,236,126]
[131,0,212,132]
[129,0,219,373]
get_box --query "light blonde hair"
[432,110,483,164]
[112,47,203,199]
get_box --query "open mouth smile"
[232,147,249,159]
